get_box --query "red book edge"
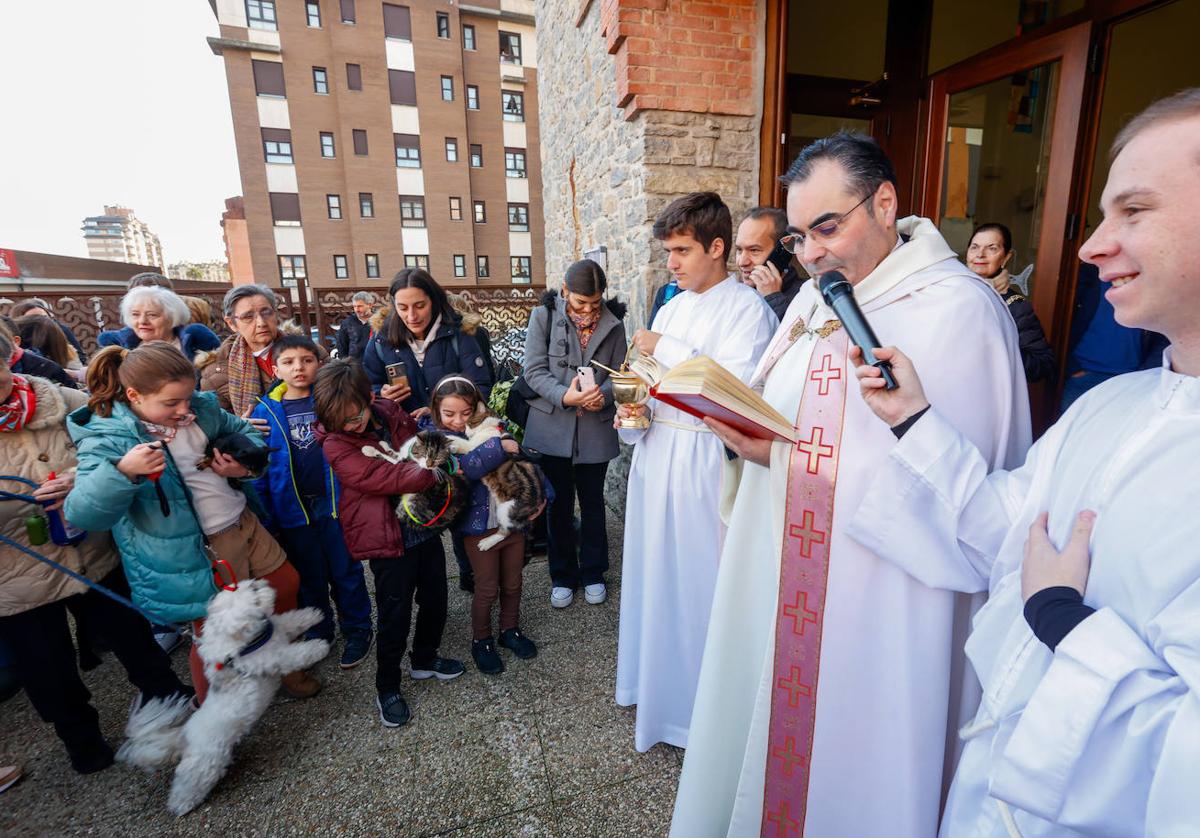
[650,386,797,442]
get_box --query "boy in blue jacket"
[252,335,374,668]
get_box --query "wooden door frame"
[759,0,790,209]
[919,22,1092,336]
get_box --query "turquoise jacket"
[250,381,340,530]
[65,391,262,624]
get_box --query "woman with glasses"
[198,284,324,417]
[521,259,627,609]
[966,223,1056,383]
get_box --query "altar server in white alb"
[616,191,777,752]
[848,89,1200,837]
[671,133,1031,838]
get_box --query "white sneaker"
[584,583,607,605]
[550,587,574,608]
[154,629,184,654]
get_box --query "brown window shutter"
[269,192,302,223]
[261,127,292,144]
[252,60,286,97]
[353,129,368,156]
[388,69,416,105]
[382,4,412,39]
[346,63,362,91]
[340,0,356,23]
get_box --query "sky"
[0,1,241,264]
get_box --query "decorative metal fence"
[1,285,541,367]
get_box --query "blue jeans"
[1059,370,1116,413]
[279,516,373,640]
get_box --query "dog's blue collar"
[237,621,274,657]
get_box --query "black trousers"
[369,536,448,693]
[539,456,610,589]
[0,567,186,754]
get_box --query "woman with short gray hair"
[98,285,219,362]
[198,283,324,415]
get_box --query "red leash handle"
[212,558,238,591]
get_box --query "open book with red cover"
[630,355,798,443]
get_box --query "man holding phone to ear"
[735,206,806,320]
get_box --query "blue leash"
[0,475,164,625]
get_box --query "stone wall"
[534,0,765,509]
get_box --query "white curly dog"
[117,579,329,816]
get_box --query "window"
[404,255,429,269]
[312,67,329,94]
[252,60,286,97]
[399,196,426,228]
[269,192,301,226]
[305,1,320,27]
[508,203,529,231]
[453,255,466,277]
[466,85,479,110]
[340,0,355,24]
[445,138,458,162]
[320,132,336,158]
[334,255,349,279]
[462,24,476,50]
[504,148,527,178]
[469,144,482,167]
[449,197,462,221]
[436,12,449,38]
[382,3,411,39]
[511,256,532,282]
[365,254,380,278]
[352,129,368,156]
[326,194,342,219]
[388,69,416,105]
[473,200,486,223]
[346,63,362,91]
[278,255,306,287]
[358,192,374,217]
[440,76,454,101]
[394,134,420,168]
[261,128,292,163]
[499,31,522,64]
[476,255,490,278]
[246,0,276,31]
[501,90,525,122]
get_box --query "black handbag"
[503,300,555,430]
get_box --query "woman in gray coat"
[522,260,627,609]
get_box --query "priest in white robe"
[671,136,1030,838]
[617,191,777,752]
[847,91,1200,836]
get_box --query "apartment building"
[207,0,543,292]
[81,205,165,269]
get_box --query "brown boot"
[280,670,321,699]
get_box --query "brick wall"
[601,0,758,119]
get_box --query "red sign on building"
[0,249,18,278]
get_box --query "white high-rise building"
[82,205,165,268]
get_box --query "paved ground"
[0,517,684,836]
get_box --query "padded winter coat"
[362,312,493,413]
[97,324,221,362]
[0,376,120,617]
[65,390,263,624]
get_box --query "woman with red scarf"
[520,260,627,609]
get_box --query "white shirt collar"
[1156,346,1200,411]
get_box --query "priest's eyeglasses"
[780,193,873,254]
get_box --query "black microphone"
[818,271,898,390]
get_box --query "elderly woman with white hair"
[97,285,220,361]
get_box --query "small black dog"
[196,432,276,477]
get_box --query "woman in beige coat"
[0,325,189,775]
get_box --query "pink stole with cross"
[760,327,849,838]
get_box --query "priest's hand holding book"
[850,345,930,429]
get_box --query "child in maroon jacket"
[314,359,465,728]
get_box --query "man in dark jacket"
[735,206,805,320]
[335,292,375,360]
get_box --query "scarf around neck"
[0,375,37,433]
[567,306,602,350]
[141,412,197,443]
[226,335,270,417]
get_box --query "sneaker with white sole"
[550,586,574,608]
[584,583,607,605]
[153,628,184,655]
[409,657,465,681]
[376,692,410,727]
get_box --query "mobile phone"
[385,361,409,388]
[766,241,794,275]
[577,366,596,390]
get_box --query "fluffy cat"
[361,431,469,533]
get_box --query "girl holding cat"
[66,342,318,705]
[428,376,542,675]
